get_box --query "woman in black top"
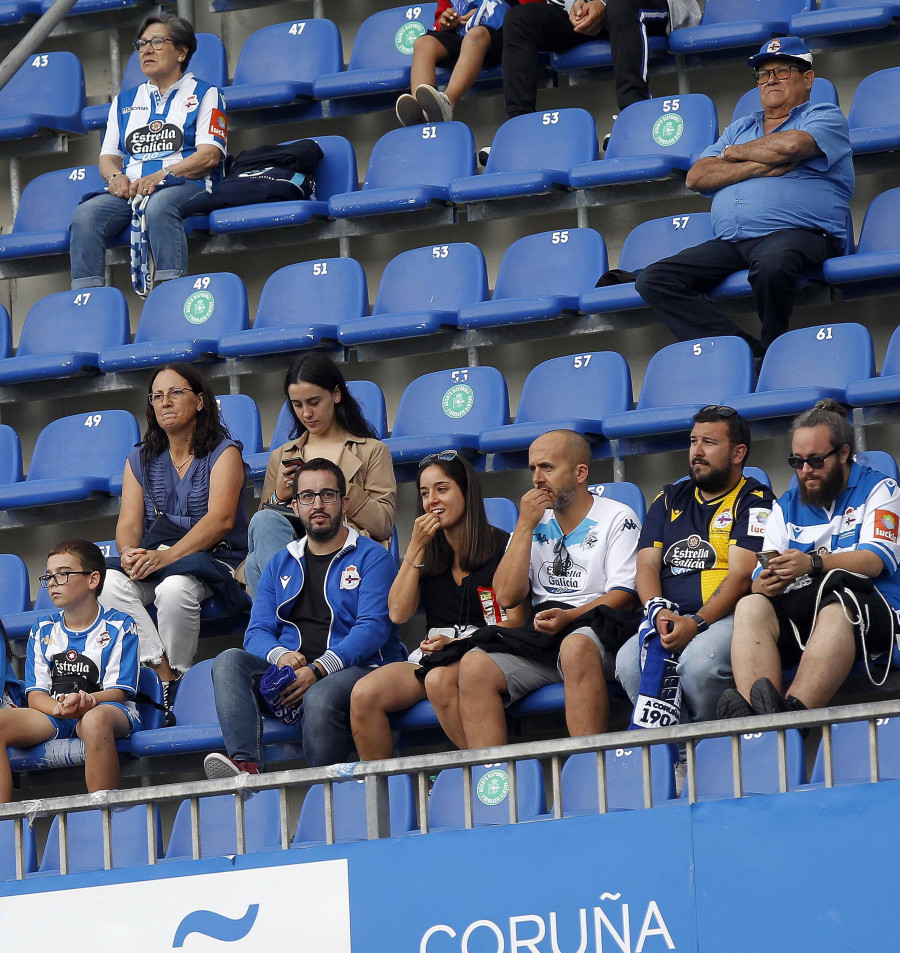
[351,452,527,759]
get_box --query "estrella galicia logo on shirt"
[538,561,586,594]
[50,651,100,686]
[874,509,900,543]
[664,535,717,571]
[126,120,184,158]
[340,565,361,590]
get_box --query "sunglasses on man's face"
[787,447,840,470]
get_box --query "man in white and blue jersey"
[719,401,900,718]
[0,541,140,802]
[70,14,227,289]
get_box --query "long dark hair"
[284,353,376,441]
[417,454,500,575]
[141,362,232,461]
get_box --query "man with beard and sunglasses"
[616,406,775,723]
[719,400,900,719]
[204,458,404,777]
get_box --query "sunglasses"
[695,404,751,446]
[787,447,840,470]
[419,450,460,470]
[553,536,572,577]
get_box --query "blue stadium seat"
[550,36,669,75]
[589,482,647,521]
[602,337,755,441]
[328,122,474,219]
[225,20,342,114]
[847,69,900,156]
[790,0,900,39]
[220,257,365,358]
[38,805,163,875]
[0,818,37,880]
[0,554,29,619]
[561,746,677,813]
[0,410,139,509]
[0,52,85,141]
[0,1,40,26]
[99,273,248,372]
[731,76,839,124]
[724,323,874,421]
[41,0,158,12]
[688,730,806,799]
[809,717,900,784]
[216,394,263,461]
[163,790,282,861]
[383,366,509,470]
[338,243,487,346]
[0,425,23,485]
[0,288,128,386]
[429,760,547,829]
[847,322,900,409]
[744,466,772,488]
[208,136,357,235]
[292,775,417,846]
[449,108,598,204]
[569,95,718,190]
[479,351,632,459]
[484,497,518,533]
[459,228,607,331]
[855,451,900,480]
[0,165,105,263]
[823,189,900,294]
[313,4,438,102]
[82,33,228,130]
[0,304,9,360]
[668,0,812,55]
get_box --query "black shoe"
[162,674,183,727]
[749,677,787,715]
[716,688,754,720]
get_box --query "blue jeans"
[243,509,298,599]
[211,647,370,768]
[615,615,735,723]
[69,180,210,289]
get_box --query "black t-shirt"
[288,549,336,662]
[420,529,509,630]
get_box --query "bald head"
[528,430,591,513]
[530,430,592,468]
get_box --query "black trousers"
[502,0,669,117]
[634,228,844,354]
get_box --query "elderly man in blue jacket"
[204,458,404,776]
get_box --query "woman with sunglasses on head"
[351,451,527,760]
[243,353,396,598]
[104,363,248,721]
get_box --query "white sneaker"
[477,145,491,167]
[415,83,453,122]
[204,752,259,779]
[396,92,426,127]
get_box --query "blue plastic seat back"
[849,68,900,139]
[135,273,248,345]
[165,790,282,859]
[306,136,358,200]
[0,424,23,485]
[391,366,509,439]
[0,553,29,614]
[374,243,488,315]
[743,466,772,488]
[605,95,718,164]
[696,0,809,25]
[12,166,106,235]
[732,76,839,124]
[429,761,546,828]
[484,497,518,533]
[268,401,296,452]
[856,451,900,481]
[0,303,9,358]
[692,730,806,796]
[170,657,217,727]
[0,51,85,135]
[0,818,37,880]
[485,108,598,174]
[40,804,163,874]
[292,774,416,844]
[514,351,632,425]
[561,747,676,812]
[850,187,900,256]
[135,665,165,731]
[232,19,342,87]
[810,717,900,783]
[120,33,228,90]
[588,482,647,521]
[16,288,129,358]
[620,212,716,273]
[493,228,607,299]
[636,336,755,410]
[362,122,475,191]
[216,394,263,457]
[346,4,438,71]
[755,323,873,393]
[254,258,367,331]
[26,410,139,484]
[873,324,900,379]
[347,380,388,440]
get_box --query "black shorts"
[772,573,897,668]
[425,26,504,69]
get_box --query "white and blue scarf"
[628,597,683,731]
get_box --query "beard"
[691,459,733,496]
[551,482,577,511]
[798,464,846,508]
[302,510,343,543]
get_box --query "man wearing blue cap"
[635,37,854,359]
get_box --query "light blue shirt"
[699,101,854,243]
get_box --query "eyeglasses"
[148,387,195,405]
[419,450,460,470]
[787,447,840,470]
[39,571,93,588]
[295,489,342,506]
[754,64,803,85]
[553,536,572,577]
[134,36,175,51]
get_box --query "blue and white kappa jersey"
[756,462,900,607]
[25,604,139,705]
[524,492,641,607]
[101,72,227,190]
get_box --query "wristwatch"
[809,552,824,577]
[308,662,325,681]
[687,613,709,633]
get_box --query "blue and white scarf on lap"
[628,597,683,731]
[130,194,152,298]
[465,0,509,30]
